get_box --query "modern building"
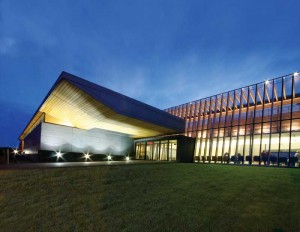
[19,72,194,162]
[20,71,300,166]
[166,72,300,166]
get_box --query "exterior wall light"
[13,149,18,155]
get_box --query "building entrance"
[135,139,177,161]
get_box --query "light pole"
[6,148,9,165]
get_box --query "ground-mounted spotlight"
[84,153,91,161]
[125,156,130,161]
[107,155,112,161]
[56,151,62,158]
[84,153,90,159]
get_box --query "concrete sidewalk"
[0,160,173,169]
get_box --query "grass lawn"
[0,163,299,232]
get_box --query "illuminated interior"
[135,139,177,161]
[166,72,300,166]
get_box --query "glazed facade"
[165,73,300,166]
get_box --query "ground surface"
[0,163,299,232]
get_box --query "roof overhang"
[20,72,184,140]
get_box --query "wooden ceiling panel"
[21,80,176,140]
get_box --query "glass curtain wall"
[135,139,177,161]
[165,72,300,167]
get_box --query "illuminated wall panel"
[166,72,300,166]
[28,122,134,155]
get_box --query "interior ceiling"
[21,80,177,140]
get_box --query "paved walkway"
[0,160,171,169]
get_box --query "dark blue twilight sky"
[0,0,300,147]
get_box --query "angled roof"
[20,71,184,140]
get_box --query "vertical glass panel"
[256,83,264,105]
[219,94,227,128]
[204,98,211,130]
[261,134,270,154]
[159,141,168,161]
[262,122,270,134]
[225,91,233,127]
[216,138,223,162]
[272,78,283,121]
[233,89,241,126]
[223,137,230,163]
[194,139,200,159]
[292,119,300,131]
[281,104,291,120]
[238,126,245,136]
[214,95,222,129]
[290,132,300,167]
[236,136,244,164]
[202,130,208,139]
[153,141,160,160]
[271,120,280,133]
[240,109,247,126]
[229,137,237,158]
[135,143,140,159]
[254,83,264,124]
[249,85,256,106]
[254,123,262,135]
[274,78,282,101]
[285,76,293,100]
[146,141,153,160]
[265,80,272,102]
[244,135,251,165]
[292,102,300,119]
[279,133,290,166]
[272,105,281,122]
[281,120,291,132]
[198,116,204,130]
[204,139,210,162]
[260,137,271,166]
[200,138,206,161]
[210,138,217,162]
[294,73,300,97]
[225,127,231,137]
[247,85,256,124]
[252,135,261,165]
[136,142,146,160]
[270,133,279,166]
[231,126,238,137]
[216,94,222,114]
[246,124,253,135]
[241,88,248,109]
[263,107,272,123]
[236,136,244,155]
[168,140,177,161]
[212,128,218,138]
[264,80,273,122]
[209,97,216,129]
[247,109,255,124]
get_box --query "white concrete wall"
[40,122,133,155]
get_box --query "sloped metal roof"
[19,71,184,140]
